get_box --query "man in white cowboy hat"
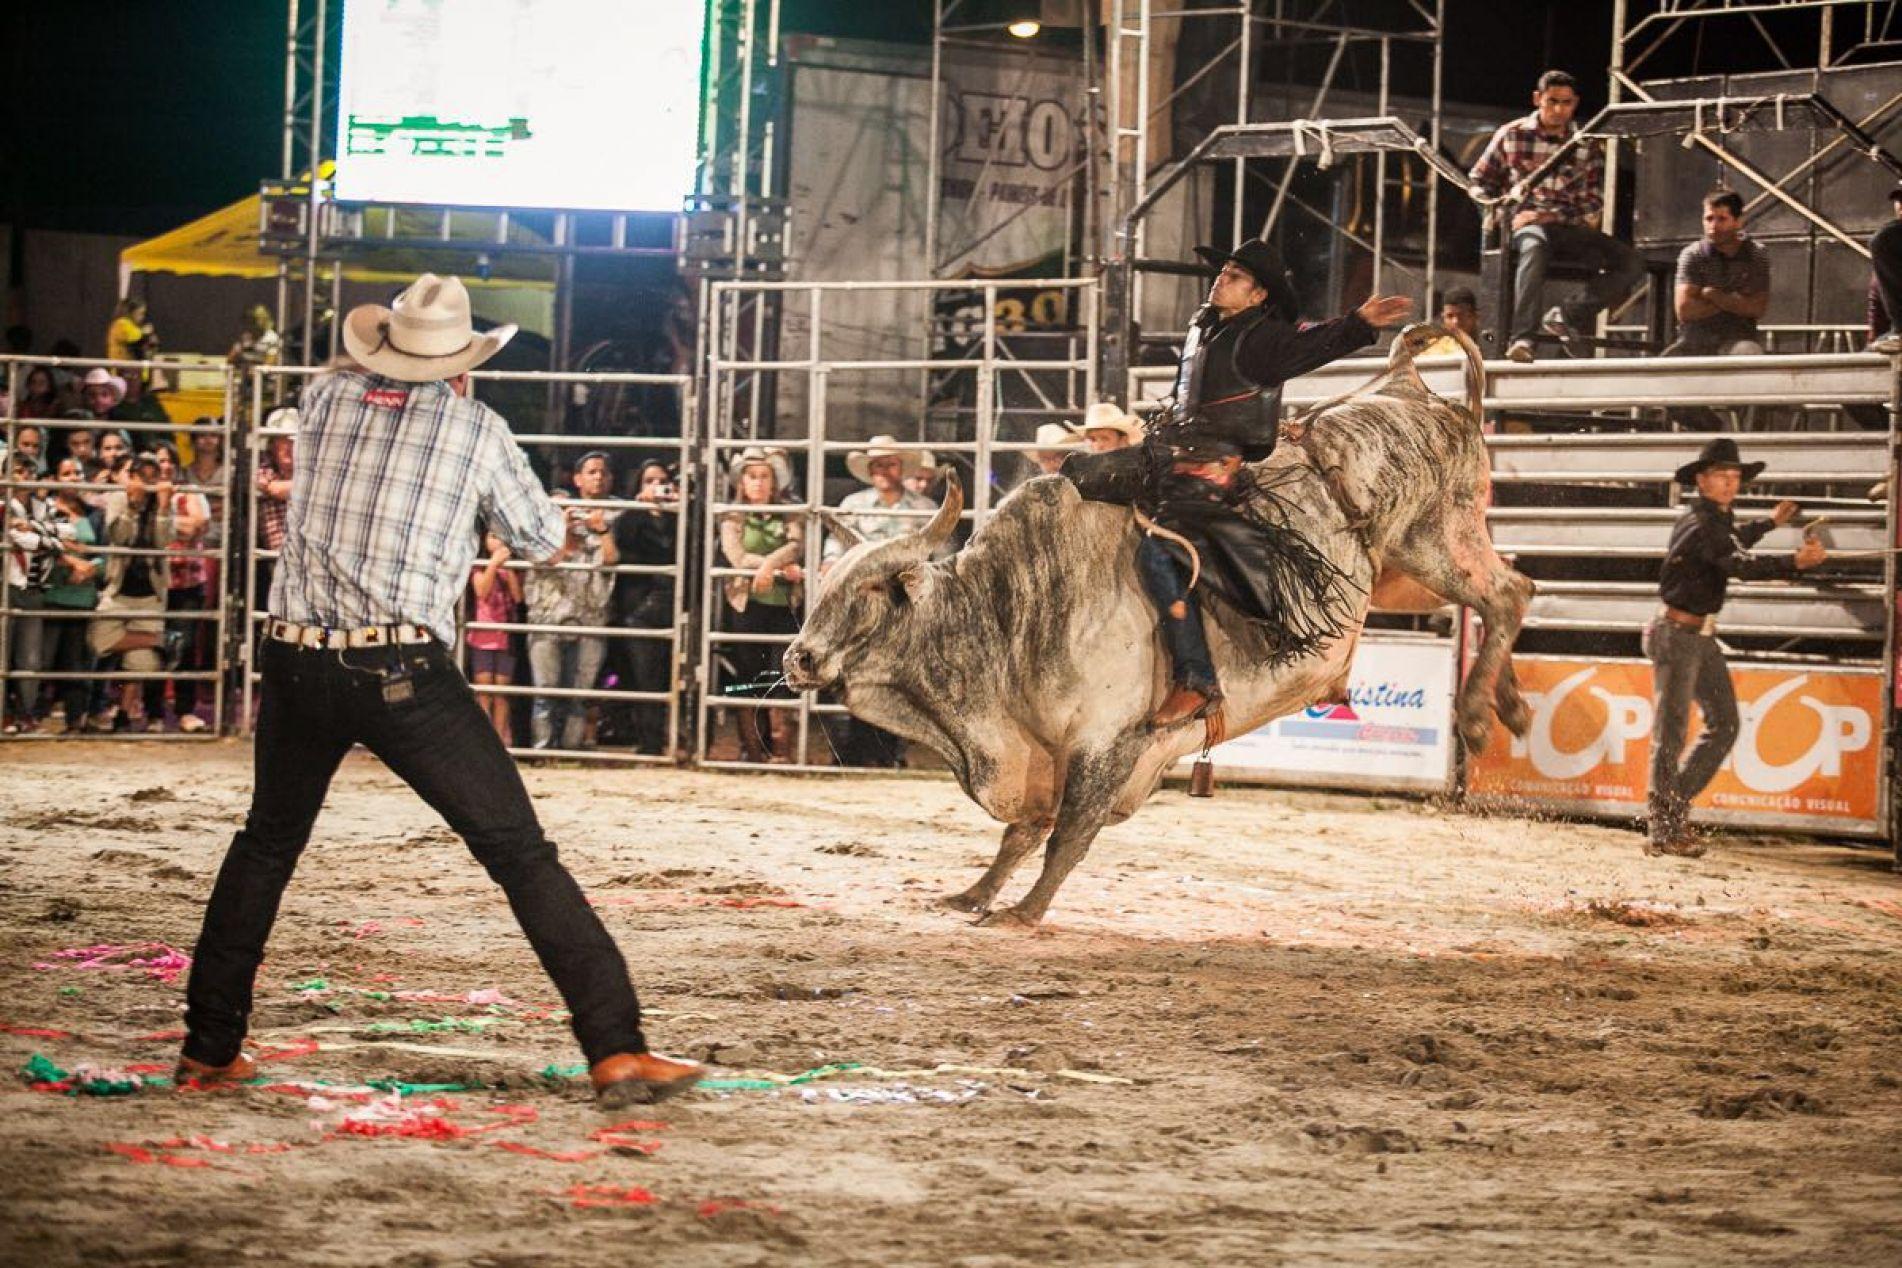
[1030,421,1084,475]
[176,273,700,1108]
[1076,401,1144,454]
[1645,438,1825,858]
[80,368,128,419]
[820,435,939,767]
[822,435,939,565]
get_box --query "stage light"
[1007,19,1041,38]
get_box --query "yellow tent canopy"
[120,191,561,288]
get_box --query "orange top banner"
[1469,658,1885,829]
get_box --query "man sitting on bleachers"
[1668,190,1769,357]
[1468,69,1644,364]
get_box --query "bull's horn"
[920,468,963,548]
[818,509,865,551]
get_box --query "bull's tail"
[1447,323,1485,424]
[1133,507,1201,591]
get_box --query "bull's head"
[781,470,963,694]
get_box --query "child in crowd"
[469,532,523,744]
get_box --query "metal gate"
[2,355,236,740]
[240,364,696,764]
[697,277,1099,769]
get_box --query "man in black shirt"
[1646,438,1825,856]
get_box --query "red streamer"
[0,1023,73,1040]
[566,1184,658,1209]
[494,1141,599,1163]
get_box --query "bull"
[782,325,1533,927]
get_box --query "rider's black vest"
[1165,304,1285,462]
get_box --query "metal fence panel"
[699,277,1098,772]
[240,364,695,764]
[2,355,236,740]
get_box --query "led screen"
[333,0,704,212]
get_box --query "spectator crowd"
[4,61,1898,756]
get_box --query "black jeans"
[182,637,646,1066]
[1644,618,1740,844]
[1871,220,1902,337]
[44,604,94,722]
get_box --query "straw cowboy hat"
[727,445,795,494]
[1674,436,1766,487]
[342,273,517,383]
[1032,422,1084,450]
[1076,401,1145,443]
[846,435,933,484]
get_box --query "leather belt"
[1659,605,1717,636]
[268,618,433,650]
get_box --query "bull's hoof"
[974,905,1042,930]
[1459,716,1492,756]
[1497,695,1532,738]
[936,890,990,914]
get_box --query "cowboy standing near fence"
[176,274,701,1107]
[1645,438,1826,857]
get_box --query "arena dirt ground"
[0,741,1898,1267]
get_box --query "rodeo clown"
[1065,239,1411,727]
[1645,437,1826,857]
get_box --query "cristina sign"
[333,0,703,213]
[1468,657,1885,836]
[1186,637,1457,792]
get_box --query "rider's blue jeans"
[1137,535,1217,691]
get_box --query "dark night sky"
[3,2,1639,238]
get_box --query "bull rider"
[1067,239,1412,727]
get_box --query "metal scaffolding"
[690,0,788,442]
[1095,0,1446,399]
[273,0,336,370]
[1616,0,1902,79]
[1607,1,1902,339]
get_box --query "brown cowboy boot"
[174,1050,259,1087]
[590,1051,705,1109]
[1152,682,1218,729]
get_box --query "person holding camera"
[90,451,174,731]
[3,453,54,732]
[523,450,617,750]
[608,459,680,755]
[38,458,102,734]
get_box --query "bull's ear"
[896,564,934,605]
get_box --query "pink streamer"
[35,943,192,983]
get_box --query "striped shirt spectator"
[269,369,566,638]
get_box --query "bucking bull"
[782,324,1534,927]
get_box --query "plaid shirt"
[1468,112,1604,226]
[256,458,290,550]
[270,370,566,639]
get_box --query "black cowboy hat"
[1674,436,1766,486]
[1192,239,1301,322]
